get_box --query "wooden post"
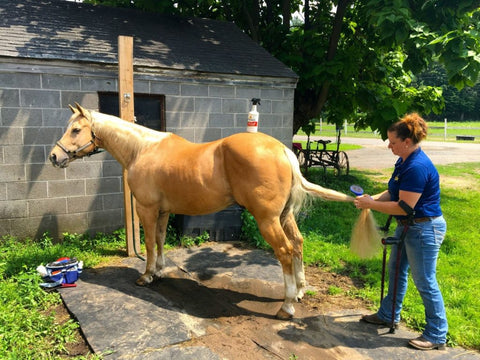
[118,35,141,257]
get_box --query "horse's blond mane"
[91,111,169,152]
[80,111,172,169]
[91,111,161,137]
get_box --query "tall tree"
[87,0,480,137]
[274,0,480,136]
[416,64,480,121]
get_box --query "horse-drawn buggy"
[293,128,350,176]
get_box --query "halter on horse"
[49,103,378,319]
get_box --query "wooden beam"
[118,35,141,257]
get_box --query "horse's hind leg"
[282,212,306,300]
[257,217,297,319]
[154,212,170,276]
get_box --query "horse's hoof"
[276,308,294,320]
[154,269,164,278]
[135,275,153,286]
[296,288,305,301]
[135,278,146,286]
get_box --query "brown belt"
[397,216,439,226]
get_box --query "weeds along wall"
[0,60,296,240]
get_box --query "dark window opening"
[98,92,166,131]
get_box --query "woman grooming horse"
[50,103,377,319]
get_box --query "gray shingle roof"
[0,0,297,78]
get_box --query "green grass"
[0,232,127,359]
[298,121,480,142]
[1,164,479,356]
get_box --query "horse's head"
[49,103,100,168]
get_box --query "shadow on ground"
[60,242,480,360]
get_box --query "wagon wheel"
[334,151,349,176]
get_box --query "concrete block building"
[0,0,298,239]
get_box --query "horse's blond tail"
[350,208,382,258]
[284,148,352,216]
[284,147,381,259]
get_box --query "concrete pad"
[60,242,480,359]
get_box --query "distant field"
[297,121,480,143]
[428,121,480,141]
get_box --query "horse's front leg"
[154,212,170,276]
[135,205,158,286]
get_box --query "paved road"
[293,136,480,170]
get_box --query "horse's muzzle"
[49,150,69,168]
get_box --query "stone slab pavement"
[60,242,480,359]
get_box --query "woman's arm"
[371,190,391,202]
[354,190,421,216]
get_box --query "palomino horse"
[49,103,376,319]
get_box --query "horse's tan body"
[49,104,355,318]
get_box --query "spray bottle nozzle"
[251,98,261,106]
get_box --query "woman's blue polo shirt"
[388,148,442,219]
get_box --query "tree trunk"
[304,0,310,30]
[293,0,351,133]
[282,0,291,29]
[242,0,259,42]
[313,0,351,115]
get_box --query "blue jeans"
[377,216,448,344]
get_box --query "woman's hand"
[353,190,421,215]
[354,194,374,209]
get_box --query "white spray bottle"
[246,98,261,133]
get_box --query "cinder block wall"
[0,60,296,240]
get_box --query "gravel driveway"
[293,136,480,170]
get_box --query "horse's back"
[220,132,293,213]
[221,132,290,173]
[221,132,287,157]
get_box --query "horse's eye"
[72,128,81,134]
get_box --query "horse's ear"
[68,104,78,113]
[75,102,90,118]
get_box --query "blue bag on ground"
[38,257,83,288]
